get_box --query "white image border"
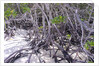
[0,0,99,66]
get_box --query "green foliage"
[81,18,84,21]
[92,12,94,16]
[20,3,30,13]
[51,16,66,24]
[88,61,94,63]
[67,34,71,39]
[90,35,94,38]
[84,40,94,50]
[38,26,43,29]
[4,8,17,20]
[84,43,89,50]
[56,3,59,5]
[86,40,94,47]
[22,6,30,13]
[20,3,28,6]
[4,8,17,28]
[4,3,30,20]
[11,9,17,18]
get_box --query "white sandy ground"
[4,29,88,63]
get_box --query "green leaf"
[87,40,94,47]
[84,40,94,50]
[67,34,71,39]
[51,16,66,24]
[12,9,17,18]
[4,8,11,19]
[88,61,94,63]
[84,43,89,50]
[81,18,84,21]
[56,3,59,5]
[22,6,30,13]
[4,16,8,20]
[4,8,17,19]
[90,35,94,38]
[38,26,43,29]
